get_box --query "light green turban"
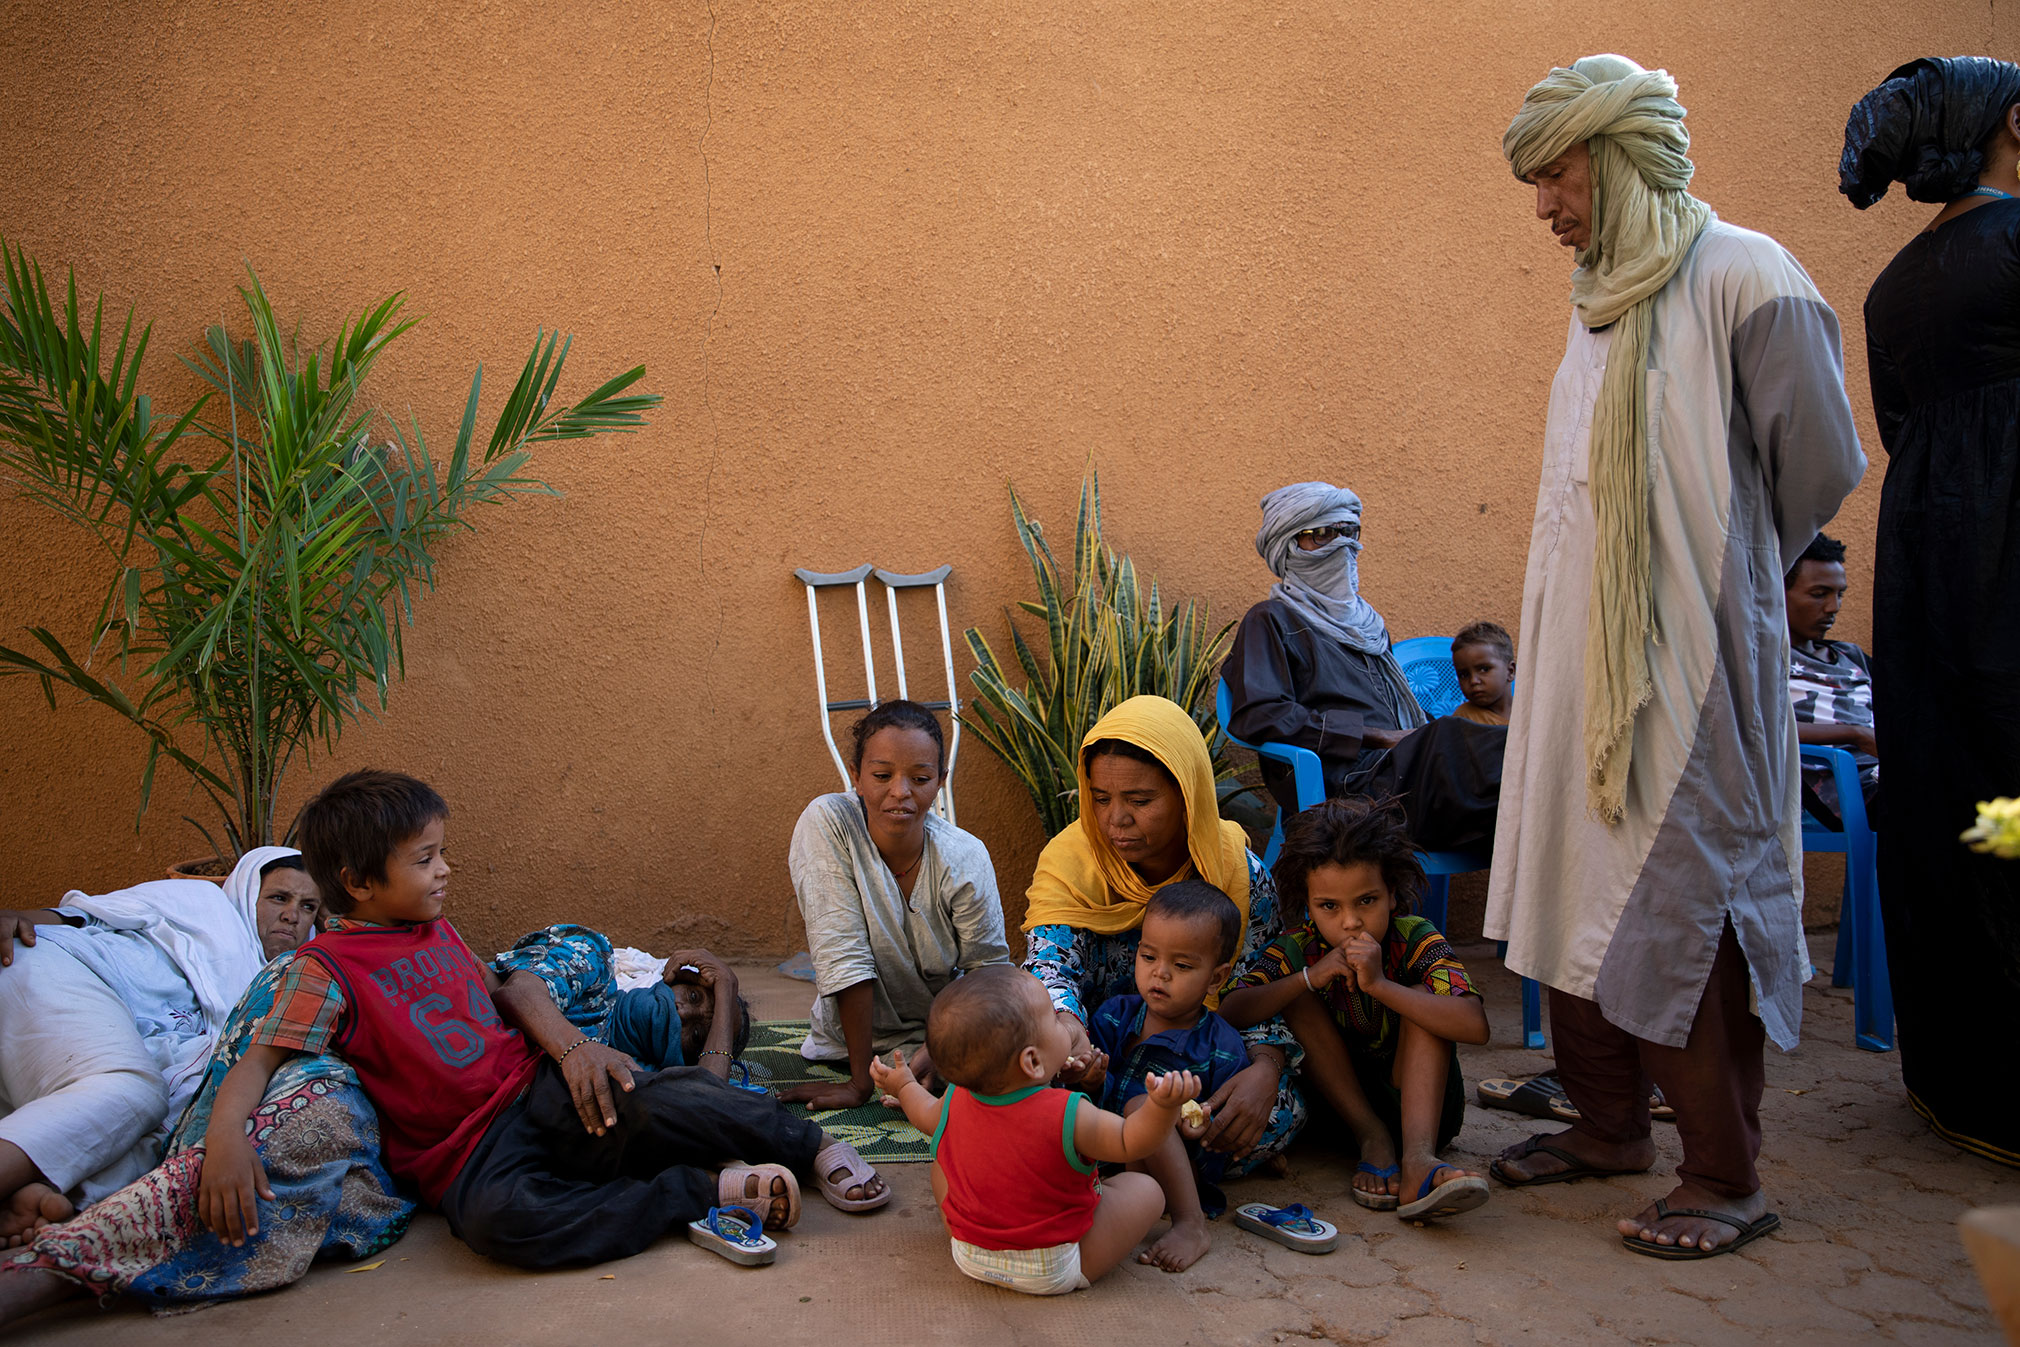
[1503,55,1714,824]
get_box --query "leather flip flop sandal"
[1489,1134,1643,1188]
[1621,1202,1780,1260]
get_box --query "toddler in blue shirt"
[1081,879,1247,1273]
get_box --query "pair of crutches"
[794,564,963,825]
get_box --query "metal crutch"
[874,565,962,826]
[794,564,879,792]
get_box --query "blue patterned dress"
[1025,852,1307,1176]
[11,925,623,1309]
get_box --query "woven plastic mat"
[738,1020,932,1164]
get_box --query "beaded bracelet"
[700,1049,733,1061]
[555,1037,590,1064]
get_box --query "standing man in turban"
[1485,56,1865,1258]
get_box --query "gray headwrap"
[1840,56,2020,208]
[1255,483,1427,729]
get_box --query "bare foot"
[1617,1182,1769,1253]
[1351,1126,1400,1204]
[1490,1128,1654,1184]
[0,1185,71,1249]
[1136,1217,1211,1272]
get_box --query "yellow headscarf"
[1021,695,1253,944]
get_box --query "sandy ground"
[11,933,2015,1346]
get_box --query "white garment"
[59,877,265,1039]
[1483,222,1866,1051]
[0,939,169,1204]
[221,845,305,957]
[790,793,1010,1061]
[949,1237,1091,1296]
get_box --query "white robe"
[1484,221,1866,1051]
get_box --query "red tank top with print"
[932,1085,1099,1249]
[298,918,541,1205]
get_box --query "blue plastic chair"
[1215,674,1545,1050]
[1389,639,1543,1050]
[1799,744,1892,1052]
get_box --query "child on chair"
[1077,880,1248,1272]
[871,964,1201,1296]
[196,769,888,1271]
[1219,799,1491,1223]
[1448,620,1515,725]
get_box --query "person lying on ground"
[785,699,1009,1110]
[1785,532,1879,823]
[872,964,1201,1297]
[1223,484,1508,852]
[1022,695,1306,1178]
[0,922,742,1327]
[1447,621,1516,726]
[1220,799,1491,1223]
[0,848,319,1248]
[195,769,888,1273]
[1075,880,1246,1272]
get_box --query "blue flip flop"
[1233,1202,1340,1254]
[1351,1161,1400,1211]
[687,1205,778,1265]
[1396,1164,1490,1222]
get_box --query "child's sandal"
[687,1206,778,1265]
[718,1163,801,1230]
[1233,1202,1339,1254]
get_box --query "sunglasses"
[1294,524,1359,547]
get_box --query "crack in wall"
[697,0,726,699]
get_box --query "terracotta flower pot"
[166,856,230,881]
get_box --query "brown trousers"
[1547,920,1766,1200]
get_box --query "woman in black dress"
[1842,56,2020,1167]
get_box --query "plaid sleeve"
[1199,1012,1253,1097]
[247,955,348,1055]
[1395,915,1476,998]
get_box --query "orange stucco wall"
[1,2,1997,955]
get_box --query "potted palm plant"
[0,242,660,870]
[961,471,1251,840]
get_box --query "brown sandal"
[718,1163,801,1230]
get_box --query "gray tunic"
[789,792,1011,1060]
[1482,221,1866,1051]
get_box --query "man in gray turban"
[1484,56,1865,1259]
[1224,483,1427,817]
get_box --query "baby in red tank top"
[873,965,1201,1296]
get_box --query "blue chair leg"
[1496,939,1548,1051]
[1264,813,1284,869]
[1849,835,1893,1053]
[1420,874,1449,932]
[1521,975,1545,1051]
[1831,870,1856,989]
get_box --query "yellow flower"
[1961,797,2020,859]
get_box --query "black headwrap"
[1840,56,2020,208]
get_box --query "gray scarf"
[1255,483,1427,729]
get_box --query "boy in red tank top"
[871,964,1201,1296]
[196,771,889,1269]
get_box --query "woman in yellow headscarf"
[1023,696,1307,1192]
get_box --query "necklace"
[1963,187,2019,201]
[888,846,925,882]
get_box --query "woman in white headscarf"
[0,849,320,1244]
[1225,483,1505,852]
